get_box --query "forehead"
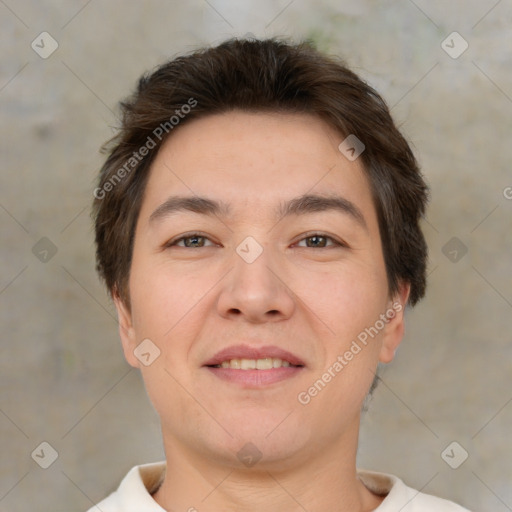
[138,111,377,226]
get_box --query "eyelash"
[165,232,347,249]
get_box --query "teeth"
[240,359,256,370]
[256,358,272,370]
[214,357,297,369]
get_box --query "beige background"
[1,1,511,511]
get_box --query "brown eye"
[306,235,328,248]
[183,236,206,247]
[296,234,341,248]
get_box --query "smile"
[203,344,305,386]
[209,357,300,370]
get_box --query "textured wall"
[1,1,511,511]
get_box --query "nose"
[216,242,295,324]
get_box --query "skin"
[114,111,410,512]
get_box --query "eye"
[295,233,345,248]
[166,233,216,248]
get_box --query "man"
[90,38,469,511]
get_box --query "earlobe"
[378,283,411,364]
[113,290,140,368]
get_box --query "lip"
[205,366,303,386]
[202,344,305,367]
[203,344,305,387]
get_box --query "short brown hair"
[93,37,429,309]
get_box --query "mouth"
[203,345,305,387]
[208,357,300,370]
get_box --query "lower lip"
[205,366,303,386]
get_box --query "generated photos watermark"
[297,301,403,405]
[93,97,197,200]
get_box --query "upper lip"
[203,344,305,367]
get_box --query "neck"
[152,423,383,512]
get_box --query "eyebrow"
[149,193,367,230]
[278,194,367,229]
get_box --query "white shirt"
[87,462,470,512]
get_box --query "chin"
[223,414,314,468]
[211,437,310,473]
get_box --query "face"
[115,111,409,470]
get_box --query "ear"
[113,290,141,369]
[378,282,411,364]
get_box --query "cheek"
[129,257,210,337]
[128,262,214,417]
[292,263,388,343]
